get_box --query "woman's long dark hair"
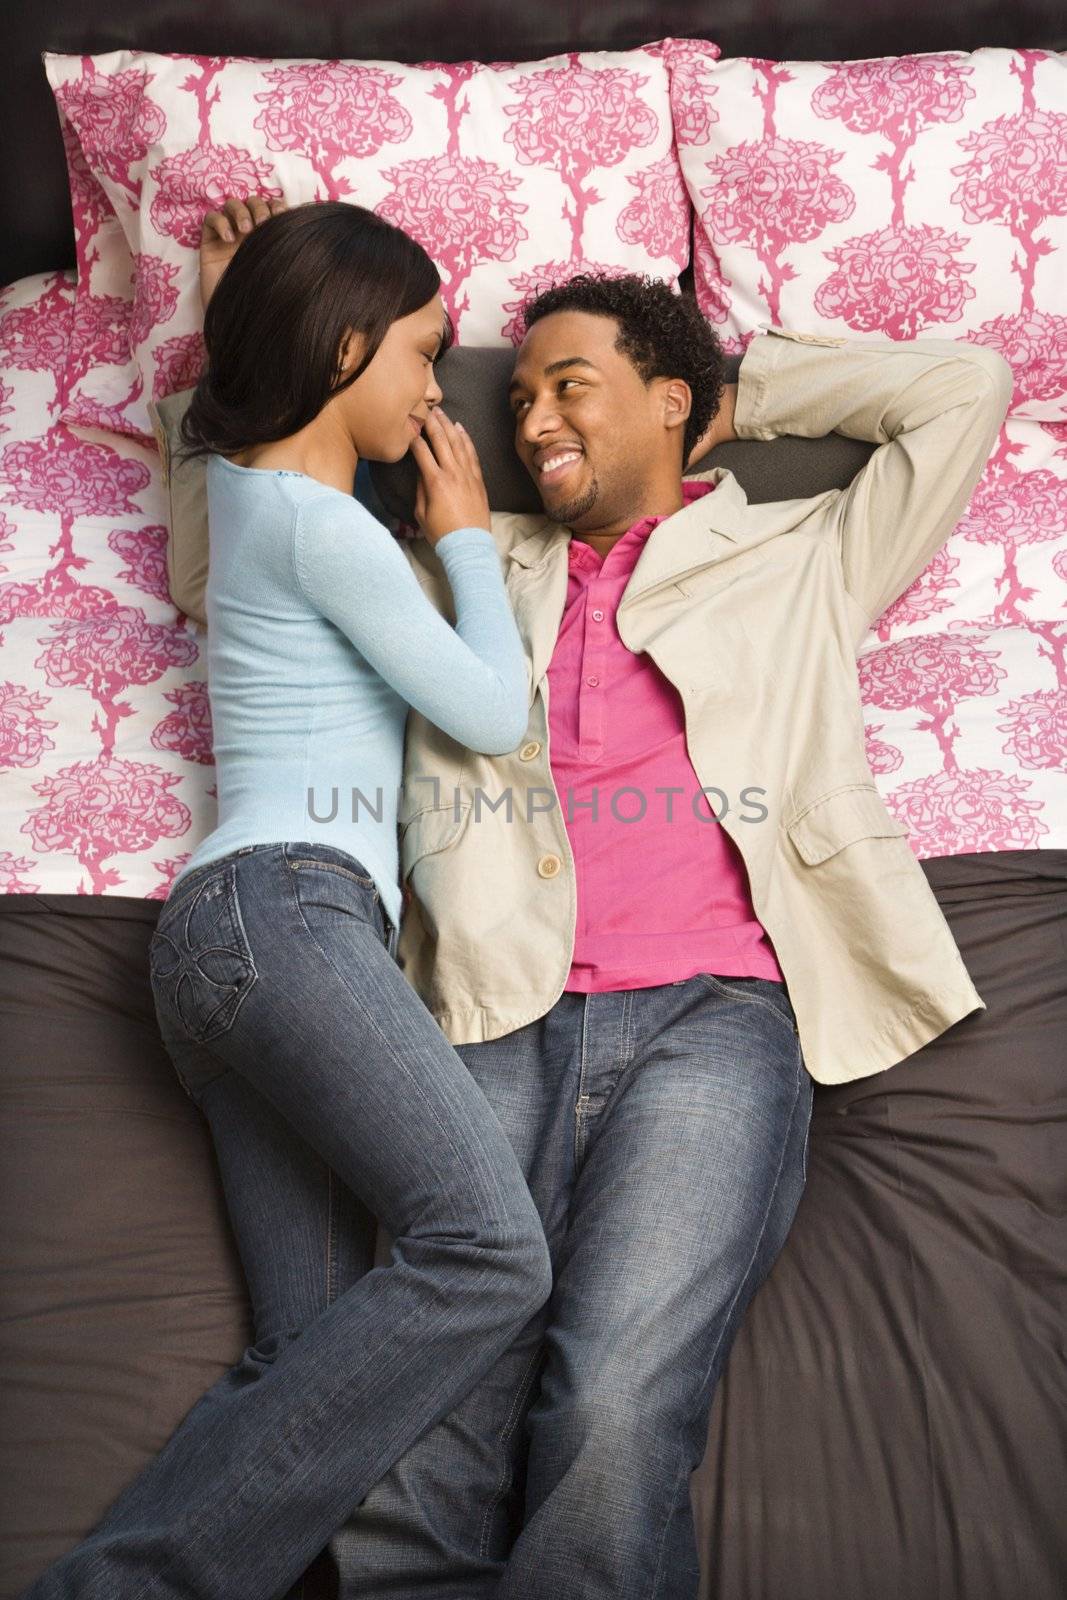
[177,201,453,462]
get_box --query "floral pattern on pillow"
[668,44,1067,417]
[45,45,697,440]
[52,105,146,443]
[856,414,1067,856]
[0,272,215,897]
[2,271,1065,893]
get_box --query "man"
[173,198,1012,1597]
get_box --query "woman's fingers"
[409,434,439,478]
[411,408,491,540]
[225,197,256,233]
[200,194,285,249]
[454,420,486,481]
[422,408,459,470]
[201,209,235,245]
[420,413,488,498]
[245,195,274,228]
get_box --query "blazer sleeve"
[148,388,209,627]
[732,326,1014,626]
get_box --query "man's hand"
[686,381,737,468]
[199,195,288,312]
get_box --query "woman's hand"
[411,410,492,548]
[199,195,288,311]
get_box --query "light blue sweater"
[172,456,529,932]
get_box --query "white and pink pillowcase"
[44,42,700,442]
[659,37,1067,854]
[0,270,215,899]
[2,272,1065,891]
[854,411,1067,857]
[50,102,158,443]
[667,42,1067,418]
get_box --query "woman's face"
[336,292,447,462]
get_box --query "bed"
[1,4,1065,1596]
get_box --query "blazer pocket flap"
[400,803,471,880]
[786,785,909,865]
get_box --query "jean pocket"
[149,864,258,1046]
[287,854,387,955]
[695,973,799,1036]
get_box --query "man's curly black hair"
[520,273,727,467]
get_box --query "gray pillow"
[369,348,876,521]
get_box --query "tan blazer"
[156,326,1013,1084]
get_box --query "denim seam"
[325,1166,338,1307]
[156,876,222,936]
[158,856,254,925]
[150,884,258,1048]
[281,864,498,1200]
[574,997,593,1169]
[157,882,213,927]
[575,994,641,1169]
[288,856,392,951]
[620,989,637,1076]
[694,972,799,1036]
[287,857,379,894]
[201,875,258,1044]
[178,969,245,1045]
[477,1340,547,1561]
[646,1051,805,1600]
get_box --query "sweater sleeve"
[293,497,529,754]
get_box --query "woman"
[22,200,552,1599]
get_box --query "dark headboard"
[4,1,1065,289]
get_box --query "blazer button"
[537,854,561,878]
[520,741,541,760]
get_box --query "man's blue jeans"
[20,841,552,1600]
[332,969,813,1598]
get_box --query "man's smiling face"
[508,309,687,534]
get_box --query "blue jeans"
[20,841,552,1600]
[331,972,814,1598]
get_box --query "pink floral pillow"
[45,43,701,440]
[667,43,1067,418]
[51,107,148,441]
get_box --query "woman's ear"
[335,328,365,382]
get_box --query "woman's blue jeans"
[20,840,552,1600]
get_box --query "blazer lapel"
[505,524,570,707]
[501,468,748,694]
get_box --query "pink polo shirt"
[547,478,785,992]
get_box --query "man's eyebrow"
[507,357,599,397]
